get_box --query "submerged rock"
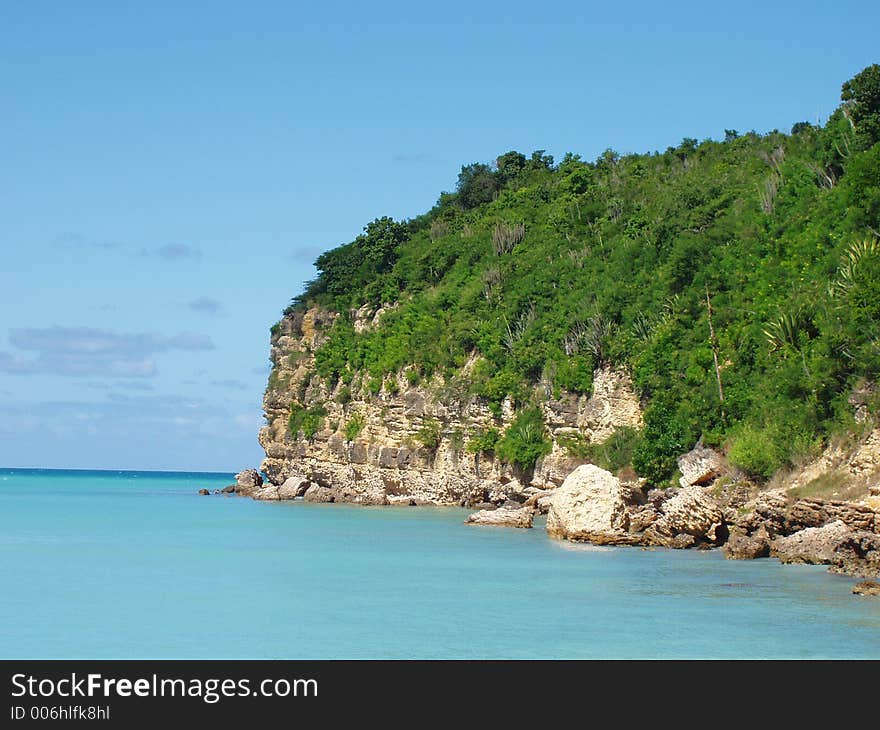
[465,506,534,528]
[852,580,880,596]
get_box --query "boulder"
[386,495,417,506]
[197,488,210,496]
[303,484,336,503]
[524,489,557,515]
[785,498,876,533]
[677,443,725,487]
[724,527,771,560]
[853,580,880,596]
[531,453,589,489]
[220,484,236,494]
[734,489,788,535]
[278,475,311,500]
[643,485,724,547]
[546,465,639,545]
[831,531,880,577]
[234,469,264,497]
[627,504,660,533]
[465,506,534,528]
[770,521,852,565]
[253,486,280,501]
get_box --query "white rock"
[546,465,636,544]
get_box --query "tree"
[527,149,555,170]
[456,163,499,209]
[359,217,407,273]
[496,151,527,185]
[841,64,880,149]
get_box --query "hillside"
[265,65,880,491]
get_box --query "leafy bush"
[344,413,365,441]
[495,407,552,471]
[415,418,442,450]
[466,427,500,455]
[727,424,787,479]
[288,405,327,440]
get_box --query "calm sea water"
[1,468,878,659]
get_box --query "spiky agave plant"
[763,308,813,376]
[829,236,879,298]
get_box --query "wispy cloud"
[0,326,214,377]
[210,379,247,390]
[52,232,123,251]
[188,297,223,315]
[116,381,156,391]
[136,243,203,261]
[0,394,231,440]
[158,243,201,261]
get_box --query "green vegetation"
[415,418,442,450]
[495,407,552,470]
[280,67,880,485]
[343,412,366,441]
[288,404,326,440]
[466,427,500,455]
[560,427,642,474]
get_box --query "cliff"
[258,305,643,505]
[239,65,880,577]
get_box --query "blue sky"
[1,1,877,471]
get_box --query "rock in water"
[643,485,724,547]
[545,464,638,545]
[253,485,280,501]
[465,506,534,528]
[852,580,880,596]
[303,484,336,503]
[234,469,264,497]
[724,527,771,560]
[197,488,210,496]
[770,521,852,565]
[220,484,236,494]
[278,474,311,500]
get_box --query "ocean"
[1,468,878,659]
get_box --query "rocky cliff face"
[258,306,643,505]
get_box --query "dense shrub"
[344,413,365,441]
[495,407,552,471]
[288,405,327,440]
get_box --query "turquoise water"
[1,468,878,659]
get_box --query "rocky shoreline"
[207,458,880,584]
[204,305,880,589]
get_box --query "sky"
[1,1,877,471]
